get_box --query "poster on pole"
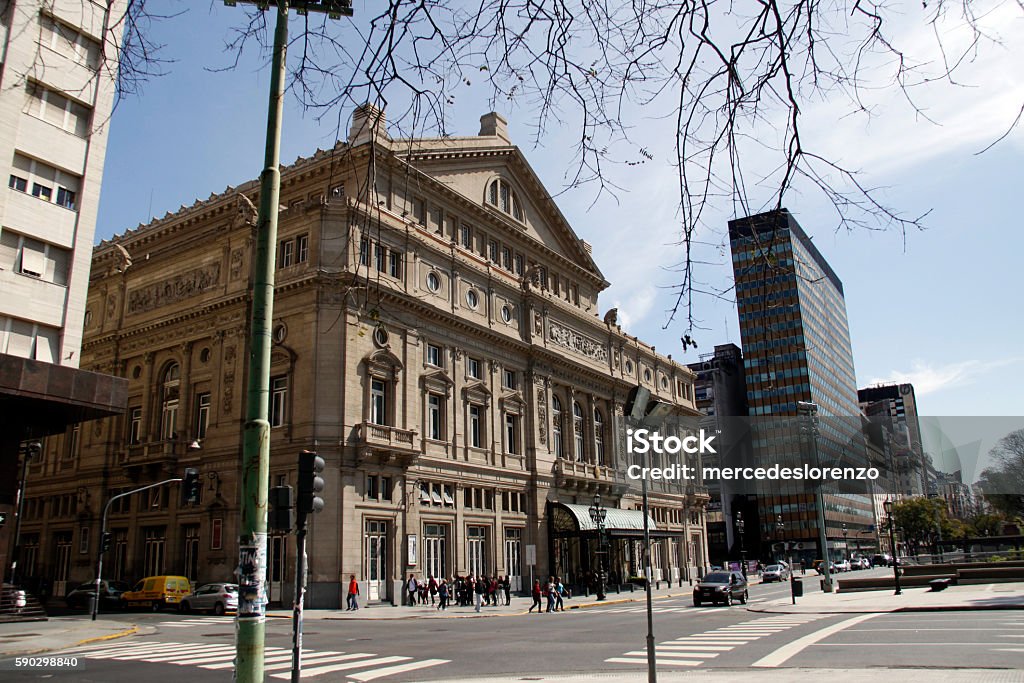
[407,533,418,566]
[525,544,536,566]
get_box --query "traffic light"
[180,468,201,507]
[297,450,325,517]
[100,531,112,554]
[269,485,295,533]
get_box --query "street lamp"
[883,500,902,595]
[588,494,608,601]
[798,400,832,592]
[735,510,746,577]
[842,523,849,562]
[9,441,42,585]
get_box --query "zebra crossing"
[605,614,829,668]
[60,640,449,680]
[597,601,763,615]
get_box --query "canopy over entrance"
[549,502,657,537]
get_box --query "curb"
[75,625,139,646]
[746,603,1024,615]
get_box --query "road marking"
[659,644,734,651]
[993,648,1024,653]
[271,656,410,679]
[606,657,700,667]
[752,614,878,668]
[262,652,356,671]
[348,659,450,681]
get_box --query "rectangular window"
[330,183,344,199]
[359,238,370,266]
[279,239,294,268]
[505,413,519,455]
[501,246,512,270]
[56,187,76,210]
[467,357,481,380]
[9,175,27,192]
[32,183,52,202]
[40,15,101,68]
[24,82,91,137]
[412,197,425,225]
[128,407,142,445]
[270,376,287,427]
[427,393,443,440]
[502,369,517,390]
[195,392,210,440]
[297,234,309,263]
[211,518,223,550]
[514,254,524,276]
[426,343,442,368]
[469,404,482,448]
[460,225,472,249]
[388,250,402,278]
[488,240,499,263]
[370,378,388,425]
[367,474,379,500]
[374,244,386,271]
[382,476,392,502]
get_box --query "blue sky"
[95,2,1024,418]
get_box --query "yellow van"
[121,575,192,611]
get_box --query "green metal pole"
[236,2,288,680]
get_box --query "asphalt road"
[3,577,1022,682]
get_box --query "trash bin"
[791,578,803,598]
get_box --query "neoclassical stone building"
[19,106,709,606]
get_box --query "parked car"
[120,575,192,611]
[833,559,852,572]
[65,580,131,610]
[870,553,893,567]
[693,571,748,607]
[762,564,790,583]
[855,557,871,570]
[181,583,238,615]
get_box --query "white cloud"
[869,357,1023,396]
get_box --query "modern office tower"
[17,107,709,606]
[688,343,750,565]
[729,208,873,566]
[0,2,127,588]
[859,383,926,496]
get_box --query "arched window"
[573,401,585,462]
[487,179,524,221]
[160,363,180,440]
[552,395,563,458]
[594,408,605,466]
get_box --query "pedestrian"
[502,575,511,606]
[428,575,438,605]
[437,579,449,611]
[407,574,419,607]
[554,576,565,611]
[545,577,557,613]
[474,574,485,612]
[346,574,360,611]
[528,579,542,613]
[419,580,429,605]
[488,576,498,606]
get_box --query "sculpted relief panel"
[548,322,608,363]
[128,263,222,315]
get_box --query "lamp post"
[798,401,832,592]
[883,500,902,595]
[588,494,608,601]
[842,523,849,562]
[735,510,746,577]
[9,441,41,586]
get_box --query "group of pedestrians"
[528,576,570,613]
[405,574,512,612]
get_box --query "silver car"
[181,583,238,615]
[761,564,789,582]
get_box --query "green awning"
[551,502,657,533]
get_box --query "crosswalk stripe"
[135,646,235,662]
[270,655,411,679]
[659,644,733,651]
[655,652,720,659]
[85,643,187,659]
[200,650,323,670]
[606,657,700,667]
[263,652,374,672]
[348,658,450,682]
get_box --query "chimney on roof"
[349,103,387,146]
[479,112,510,143]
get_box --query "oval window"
[501,305,513,323]
[644,368,653,382]
[624,360,633,375]
[426,272,441,292]
[466,289,479,309]
[373,324,389,347]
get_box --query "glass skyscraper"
[729,209,874,565]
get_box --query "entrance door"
[269,535,285,605]
[504,528,522,592]
[364,520,388,601]
[467,526,487,577]
[53,532,72,598]
[424,524,447,582]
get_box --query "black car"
[693,571,748,606]
[65,580,131,610]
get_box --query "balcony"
[554,458,625,495]
[121,440,180,477]
[355,421,418,462]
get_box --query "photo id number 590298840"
[4,656,84,671]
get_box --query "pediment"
[420,369,454,395]
[400,144,604,282]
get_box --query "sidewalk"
[414,671,1024,683]
[269,582,700,620]
[748,581,1024,614]
[0,617,149,658]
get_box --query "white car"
[180,583,238,615]
[833,559,852,572]
[761,564,790,582]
